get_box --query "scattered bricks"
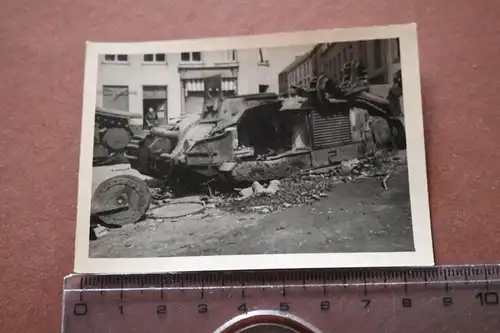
[268,179,281,192]
[269,179,281,187]
[268,182,280,193]
[251,180,281,195]
[93,225,109,238]
[219,150,403,214]
[251,181,266,194]
[239,187,254,198]
[340,159,360,175]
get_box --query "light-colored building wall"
[97,45,314,125]
[237,45,314,95]
[96,53,181,125]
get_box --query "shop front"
[179,68,238,115]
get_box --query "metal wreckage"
[91,61,405,227]
[93,106,143,166]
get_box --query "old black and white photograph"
[74,24,434,273]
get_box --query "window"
[259,85,269,93]
[104,54,128,62]
[102,85,129,111]
[181,52,202,62]
[143,53,166,63]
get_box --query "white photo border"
[74,23,434,273]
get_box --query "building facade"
[317,39,401,97]
[279,39,401,98]
[96,45,313,126]
[278,45,323,94]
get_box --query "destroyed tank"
[124,68,406,191]
[307,61,406,150]
[93,106,143,165]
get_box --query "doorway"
[142,85,168,128]
[142,99,167,128]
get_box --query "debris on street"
[237,180,282,199]
[382,164,397,190]
[218,151,405,214]
[92,225,109,239]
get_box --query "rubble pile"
[218,171,340,213]
[219,151,405,213]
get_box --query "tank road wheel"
[91,175,152,227]
[101,127,133,152]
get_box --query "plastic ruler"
[61,265,500,332]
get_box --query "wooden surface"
[1,0,499,332]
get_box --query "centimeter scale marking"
[62,265,500,333]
